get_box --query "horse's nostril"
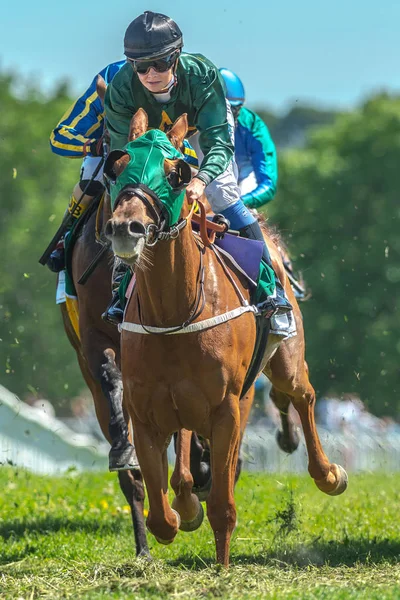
[105,220,114,237]
[129,221,146,236]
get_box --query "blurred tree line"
[0,72,399,416]
[0,73,84,412]
[267,93,400,416]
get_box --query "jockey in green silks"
[103,10,292,324]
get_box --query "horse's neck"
[135,226,201,327]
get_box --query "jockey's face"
[137,66,174,93]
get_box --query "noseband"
[113,184,192,246]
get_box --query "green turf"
[1,467,400,599]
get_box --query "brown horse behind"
[60,196,149,557]
[104,110,347,567]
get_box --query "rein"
[117,186,255,336]
[137,240,206,335]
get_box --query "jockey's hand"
[89,138,104,157]
[186,177,206,204]
[90,133,110,158]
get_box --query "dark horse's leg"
[100,347,139,470]
[81,334,150,557]
[190,433,212,501]
[61,306,149,556]
[191,387,256,499]
[62,238,149,556]
[270,386,300,454]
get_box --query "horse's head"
[104,110,192,265]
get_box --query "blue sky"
[2,0,399,113]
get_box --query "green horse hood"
[106,129,188,227]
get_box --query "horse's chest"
[125,373,222,436]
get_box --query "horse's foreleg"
[190,433,212,500]
[268,346,347,496]
[235,387,255,484]
[270,386,300,454]
[100,348,139,471]
[170,429,204,532]
[79,322,138,470]
[74,346,148,555]
[207,397,240,567]
[118,469,150,557]
[133,421,180,544]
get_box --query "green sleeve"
[191,66,234,185]
[104,65,134,151]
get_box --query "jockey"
[47,61,125,272]
[219,68,278,209]
[104,10,292,324]
[220,68,305,299]
[48,59,199,323]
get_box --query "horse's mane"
[257,210,308,299]
[256,210,284,248]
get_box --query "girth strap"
[119,305,258,335]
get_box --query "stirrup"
[46,248,65,273]
[257,295,292,319]
[212,214,230,238]
[257,297,278,319]
[101,293,124,326]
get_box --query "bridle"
[112,183,196,247]
[115,184,258,336]
[113,182,204,333]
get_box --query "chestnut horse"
[60,196,149,557]
[104,110,347,567]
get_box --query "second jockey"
[105,10,292,323]
[219,68,278,210]
[48,61,125,272]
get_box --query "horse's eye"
[167,169,181,189]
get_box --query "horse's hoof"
[154,536,174,545]
[315,464,348,496]
[276,428,300,454]
[148,509,180,545]
[137,547,152,560]
[193,475,212,502]
[326,464,348,496]
[179,501,204,533]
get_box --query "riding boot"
[101,260,128,326]
[46,180,101,273]
[47,237,67,273]
[238,220,293,316]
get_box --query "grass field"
[1,467,400,599]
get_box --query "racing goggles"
[130,51,179,75]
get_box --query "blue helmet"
[219,68,245,106]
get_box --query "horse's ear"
[104,150,130,181]
[129,108,148,141]
[96,75,107,105]
[168,114,188,149]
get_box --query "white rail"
[0,385,107,474]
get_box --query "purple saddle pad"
[214,232,263,284]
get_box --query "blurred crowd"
[24,376,400,440]
[251,376,400,435]
[24,391,103,440]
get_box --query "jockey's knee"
[68,180,104,219]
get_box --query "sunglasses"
[129,51,179,75]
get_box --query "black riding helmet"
[124,11,183,60]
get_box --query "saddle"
[64,193,104,299]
